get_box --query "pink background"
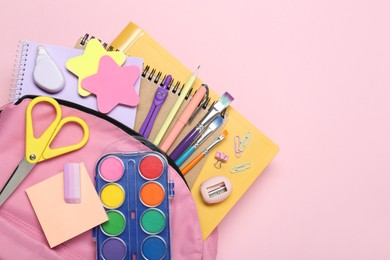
[1,0,390,259]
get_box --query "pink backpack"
[0,96,218,259]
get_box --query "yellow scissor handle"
[25,96,89,163]
[41,116,89,161]
[26,96,62,163]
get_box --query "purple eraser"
[64,163,81,204]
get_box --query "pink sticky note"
[81,55,140,114]
[26,163,108,248]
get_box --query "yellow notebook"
[108,22,279,239]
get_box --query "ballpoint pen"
[169,92,233,161]
[160,84,208,152]
[153,66,200,146]
[175,116,223,167]
[139,75,172,138]
[181,130,228,175]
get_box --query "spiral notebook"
[9,41,143,129]
[78,23,279,240]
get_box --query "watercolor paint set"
[94,151,172,260]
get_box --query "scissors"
[0,96,89,206]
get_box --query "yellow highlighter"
[153,66,200,146]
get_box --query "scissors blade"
[0,157,34,206]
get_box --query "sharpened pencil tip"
[193,65,200,76]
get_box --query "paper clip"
[234,132,252,158]
[234,135,242,158]
[214,151,229,169]
[239,132,252,152]
[229,162,252,174]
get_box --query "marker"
[160,84,208,152]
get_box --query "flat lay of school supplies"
[108,22,279,239]
[0,20,279,259]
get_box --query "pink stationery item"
[64,163,81,204]
[66,38,127,97]
[82,55,141,114]
[200,176,232,204]
[214,151,229,168]
[215,151,229,163]
[26,162,108,248]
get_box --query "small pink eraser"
[64,163,81,204]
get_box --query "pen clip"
[189,84,209,123]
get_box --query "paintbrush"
[175,116,224,167]
[181,130,228,175]
[169,92,234,161]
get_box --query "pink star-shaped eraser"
[81,55,140,114]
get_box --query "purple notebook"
[11,41,143,129]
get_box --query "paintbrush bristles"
[211,92,234,114]
[219,92,234,107]
[221,130,228,138]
